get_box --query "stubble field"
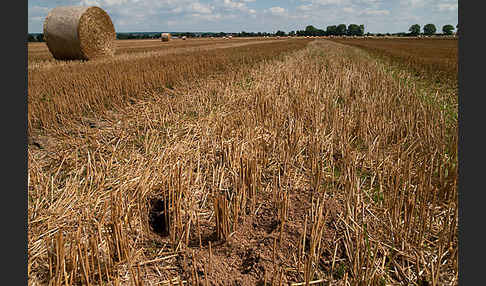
[28,37,458,286]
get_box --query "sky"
[28,0,458,34]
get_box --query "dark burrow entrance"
[148,197,170,237]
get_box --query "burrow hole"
[149,197,170,237]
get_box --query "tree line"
[27,31,278,42]
[408,24,458,36]
[286,24,365,37]
[27,23,458,42]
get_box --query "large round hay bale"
[161,33,171,42]
[43,6,116,60]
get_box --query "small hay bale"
[161,33,171,42]
[182,36,187,40]
[43,6,116,60]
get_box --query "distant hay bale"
[161,33,171,42]
[182,36,187,40]
[43,6,115,61]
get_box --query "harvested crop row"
[28,39,310,131]
[28,37,270,65]
[330,38,458,87]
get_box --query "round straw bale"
[161,33,171,42]
[43,6,116,60]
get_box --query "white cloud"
[79,0,101,6]
[103,0,129,6]
[265,6,288,17]
[222,0,246,10]
[269,7,285,14]
[28,5,49,25]
[29,16,45,22]
[167,19,177,26]
[217,0,257,15]
[343,7,354,13]
[171,6,183,13]
[191,13,223,21]
[28,0,458,34]
[400,0,425,8]
[360,9,390,16]
[303,0,346,5]
[297,4,313,11]
[190,2,213,14]
[437,3,458,11]
[29,5,49,17]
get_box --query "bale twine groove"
[43,6,116,60]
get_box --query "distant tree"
[27,34,45,42]
[442,24,454,35]
[336,24,347,35]
[347,24,361,36]
[409,24,421,36]
[359,24,365,36]
[305,25,318,36]
[326,25,337,36]
[423,24,437,35]
[289,30,296,36]
[275,30,286,36]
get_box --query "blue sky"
[28,0,458,33]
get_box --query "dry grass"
[330,37,458,158]
[28,39,308,131]
[28,39,457,285]
[330,38,458,87]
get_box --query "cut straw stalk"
[290,279,326,286]
[138,254,179,266]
